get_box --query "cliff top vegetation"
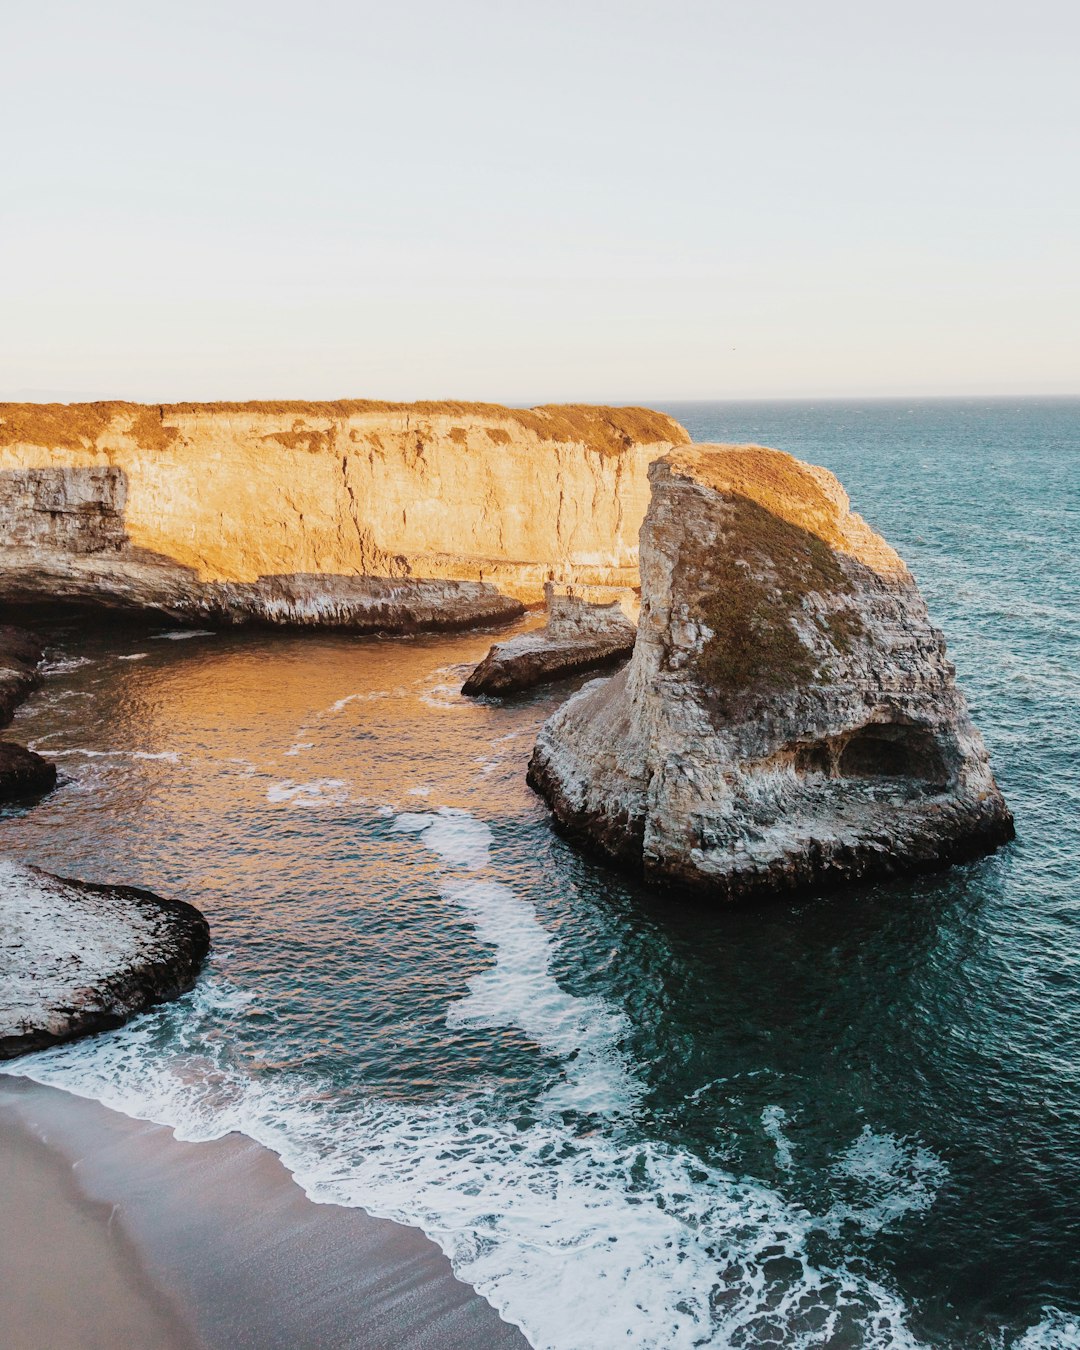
[0,401,689,458]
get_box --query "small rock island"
[529,445,1013,901]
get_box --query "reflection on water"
[4,398,1080,1348]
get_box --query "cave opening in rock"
[839,723,948,785]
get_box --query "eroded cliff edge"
[0,400,688,628]
[528,446,1013,902]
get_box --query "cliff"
[528,446,1013,902]
[0,400,688,628]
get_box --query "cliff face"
[0,401,688,628]
[528,446,1013,902]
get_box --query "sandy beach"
[0,1075,528,1350]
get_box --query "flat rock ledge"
[463,583,637,696]
[0,859,210,1059]
[528,445,1014,904]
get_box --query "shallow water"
[4,398,1079,1348]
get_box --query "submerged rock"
[462,583,637,696]
[0,861,210,1058]
[0,742,57,804]
[528,446,1013,902]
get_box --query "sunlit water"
[3,399,1079,1348]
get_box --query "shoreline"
[0,1074,529,1350]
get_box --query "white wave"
[326,688,405,714]
[1013,1308,1080,1349]
[266,778,349,806]
[391,807,638,1117]
[819,1126,948,1236]
[41,655,95,675]
[151,629,217,640]
[117,652,149,661]
[762,1105,796,1172]
[8,804,937,1349]
[11,1023,926,1350]
[45,748,180,763]
[284,742,314,757]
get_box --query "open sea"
[3,398,1079,1349]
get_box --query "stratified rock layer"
[462,583,637,696]
[528,446,1013,902]
[0,861,210,1058]
[0,401,688,626]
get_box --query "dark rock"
[0,742,57,804]
[0,624,44,729]
[0,861,210,1059]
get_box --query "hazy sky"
[2,0,1077,402]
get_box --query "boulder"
[0,624,44,728]
[463,584,637,696]
[528,445,1013,902]
[0,742,57,804]
[0,860,210,1059]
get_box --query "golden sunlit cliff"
[0,401,689,628]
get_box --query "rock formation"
[0,625,56,803]
[528,445,1013,902]
[0,743,57,804]
[462,583,637,696]
[0,624,44,726]
[0,861,210,1059]
[0,401,689,628]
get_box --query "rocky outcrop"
[0,401,689,627]
[0,625,56,802]
[0,743,57,804]
[0,861,210,1059]
[0,625,44,727]
[528,446,1013,902]
[463,583,638,695]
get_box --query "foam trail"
[266,778,349,806]
[9,808,936,1350]
[762,1105,795,1172]
[1013,1309,1080,1349]
[11,1017,927,1350]
[819,1126,948,1236]
[391,808,638,1114]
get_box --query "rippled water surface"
[4,399,1079,1348]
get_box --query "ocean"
[3,398,1078,1348]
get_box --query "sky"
[2,0,1077,403]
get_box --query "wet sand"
[0,1075,529,1350]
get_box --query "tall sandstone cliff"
[0,401,688,629]
[529,446,1013,901]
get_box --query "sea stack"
[528,445,1013,902]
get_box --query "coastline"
[0,1075,529,1350]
